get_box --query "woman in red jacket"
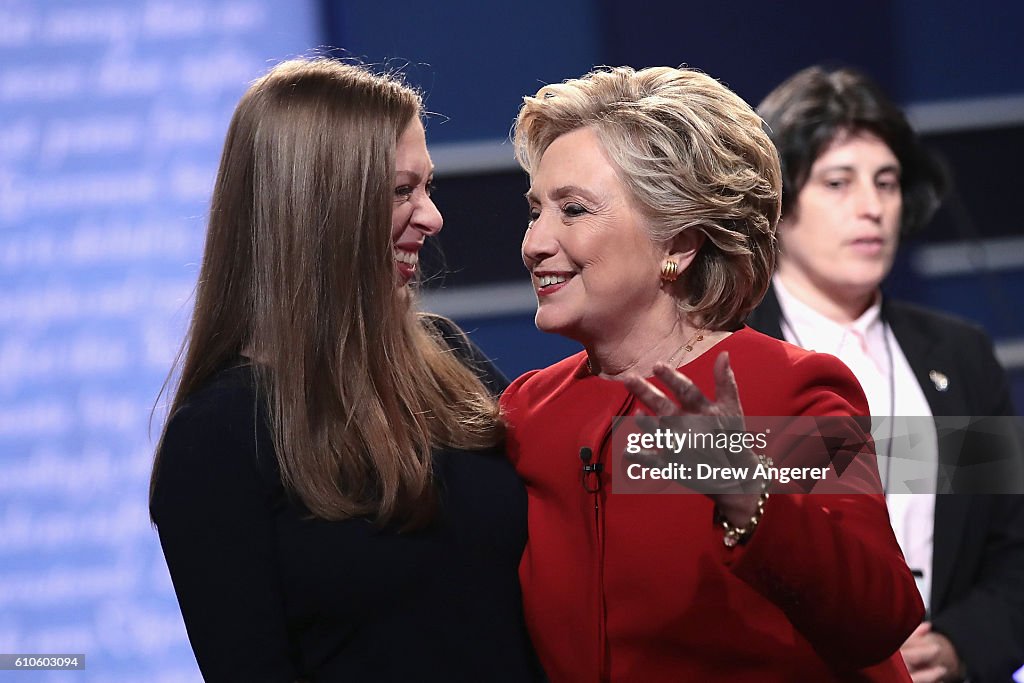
[502,65,923,682]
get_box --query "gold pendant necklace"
[587,326,706,375]
[665,327,705,367]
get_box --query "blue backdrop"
[0,2,319,679]
[0,1,1021,680]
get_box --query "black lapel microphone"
[580,447,603,473]
[580,447,603,494]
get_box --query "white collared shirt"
[773,275,938,610]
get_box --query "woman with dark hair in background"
[749,65,1024,683]
[502,65,923,682]
[149,58,541,682]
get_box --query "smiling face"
[391,118,441,286]
[777,131,902,316]
[522,127,672,345]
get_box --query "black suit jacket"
[748,285,1024,682]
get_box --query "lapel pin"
[928,370,949,392]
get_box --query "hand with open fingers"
[900,622,965,683]
[621,351,763,524]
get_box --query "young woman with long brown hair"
[149,58,541,682]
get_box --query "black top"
[151,318,543,682]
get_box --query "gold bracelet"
[718,455,771,548]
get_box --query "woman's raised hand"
[621,352,763,522]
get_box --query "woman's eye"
[562,202,587,217]
[824,179,847,190]
[425,180,436,196]
[528,207,541,222]
[395,185,414,200]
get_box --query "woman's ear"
[667,228,706,273]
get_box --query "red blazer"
[502,327,923,682]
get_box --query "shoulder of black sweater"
[419,311,510,395]
[164,364,266,455]
[150,363,281,518]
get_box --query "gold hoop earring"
[660,260,680,282]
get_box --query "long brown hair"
[151,58,502,528]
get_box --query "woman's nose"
[522,214,556,268]
[414,195,443,236]
[856,183,884,221]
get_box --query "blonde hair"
[152,58,502,528]
[514,66,781,329]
